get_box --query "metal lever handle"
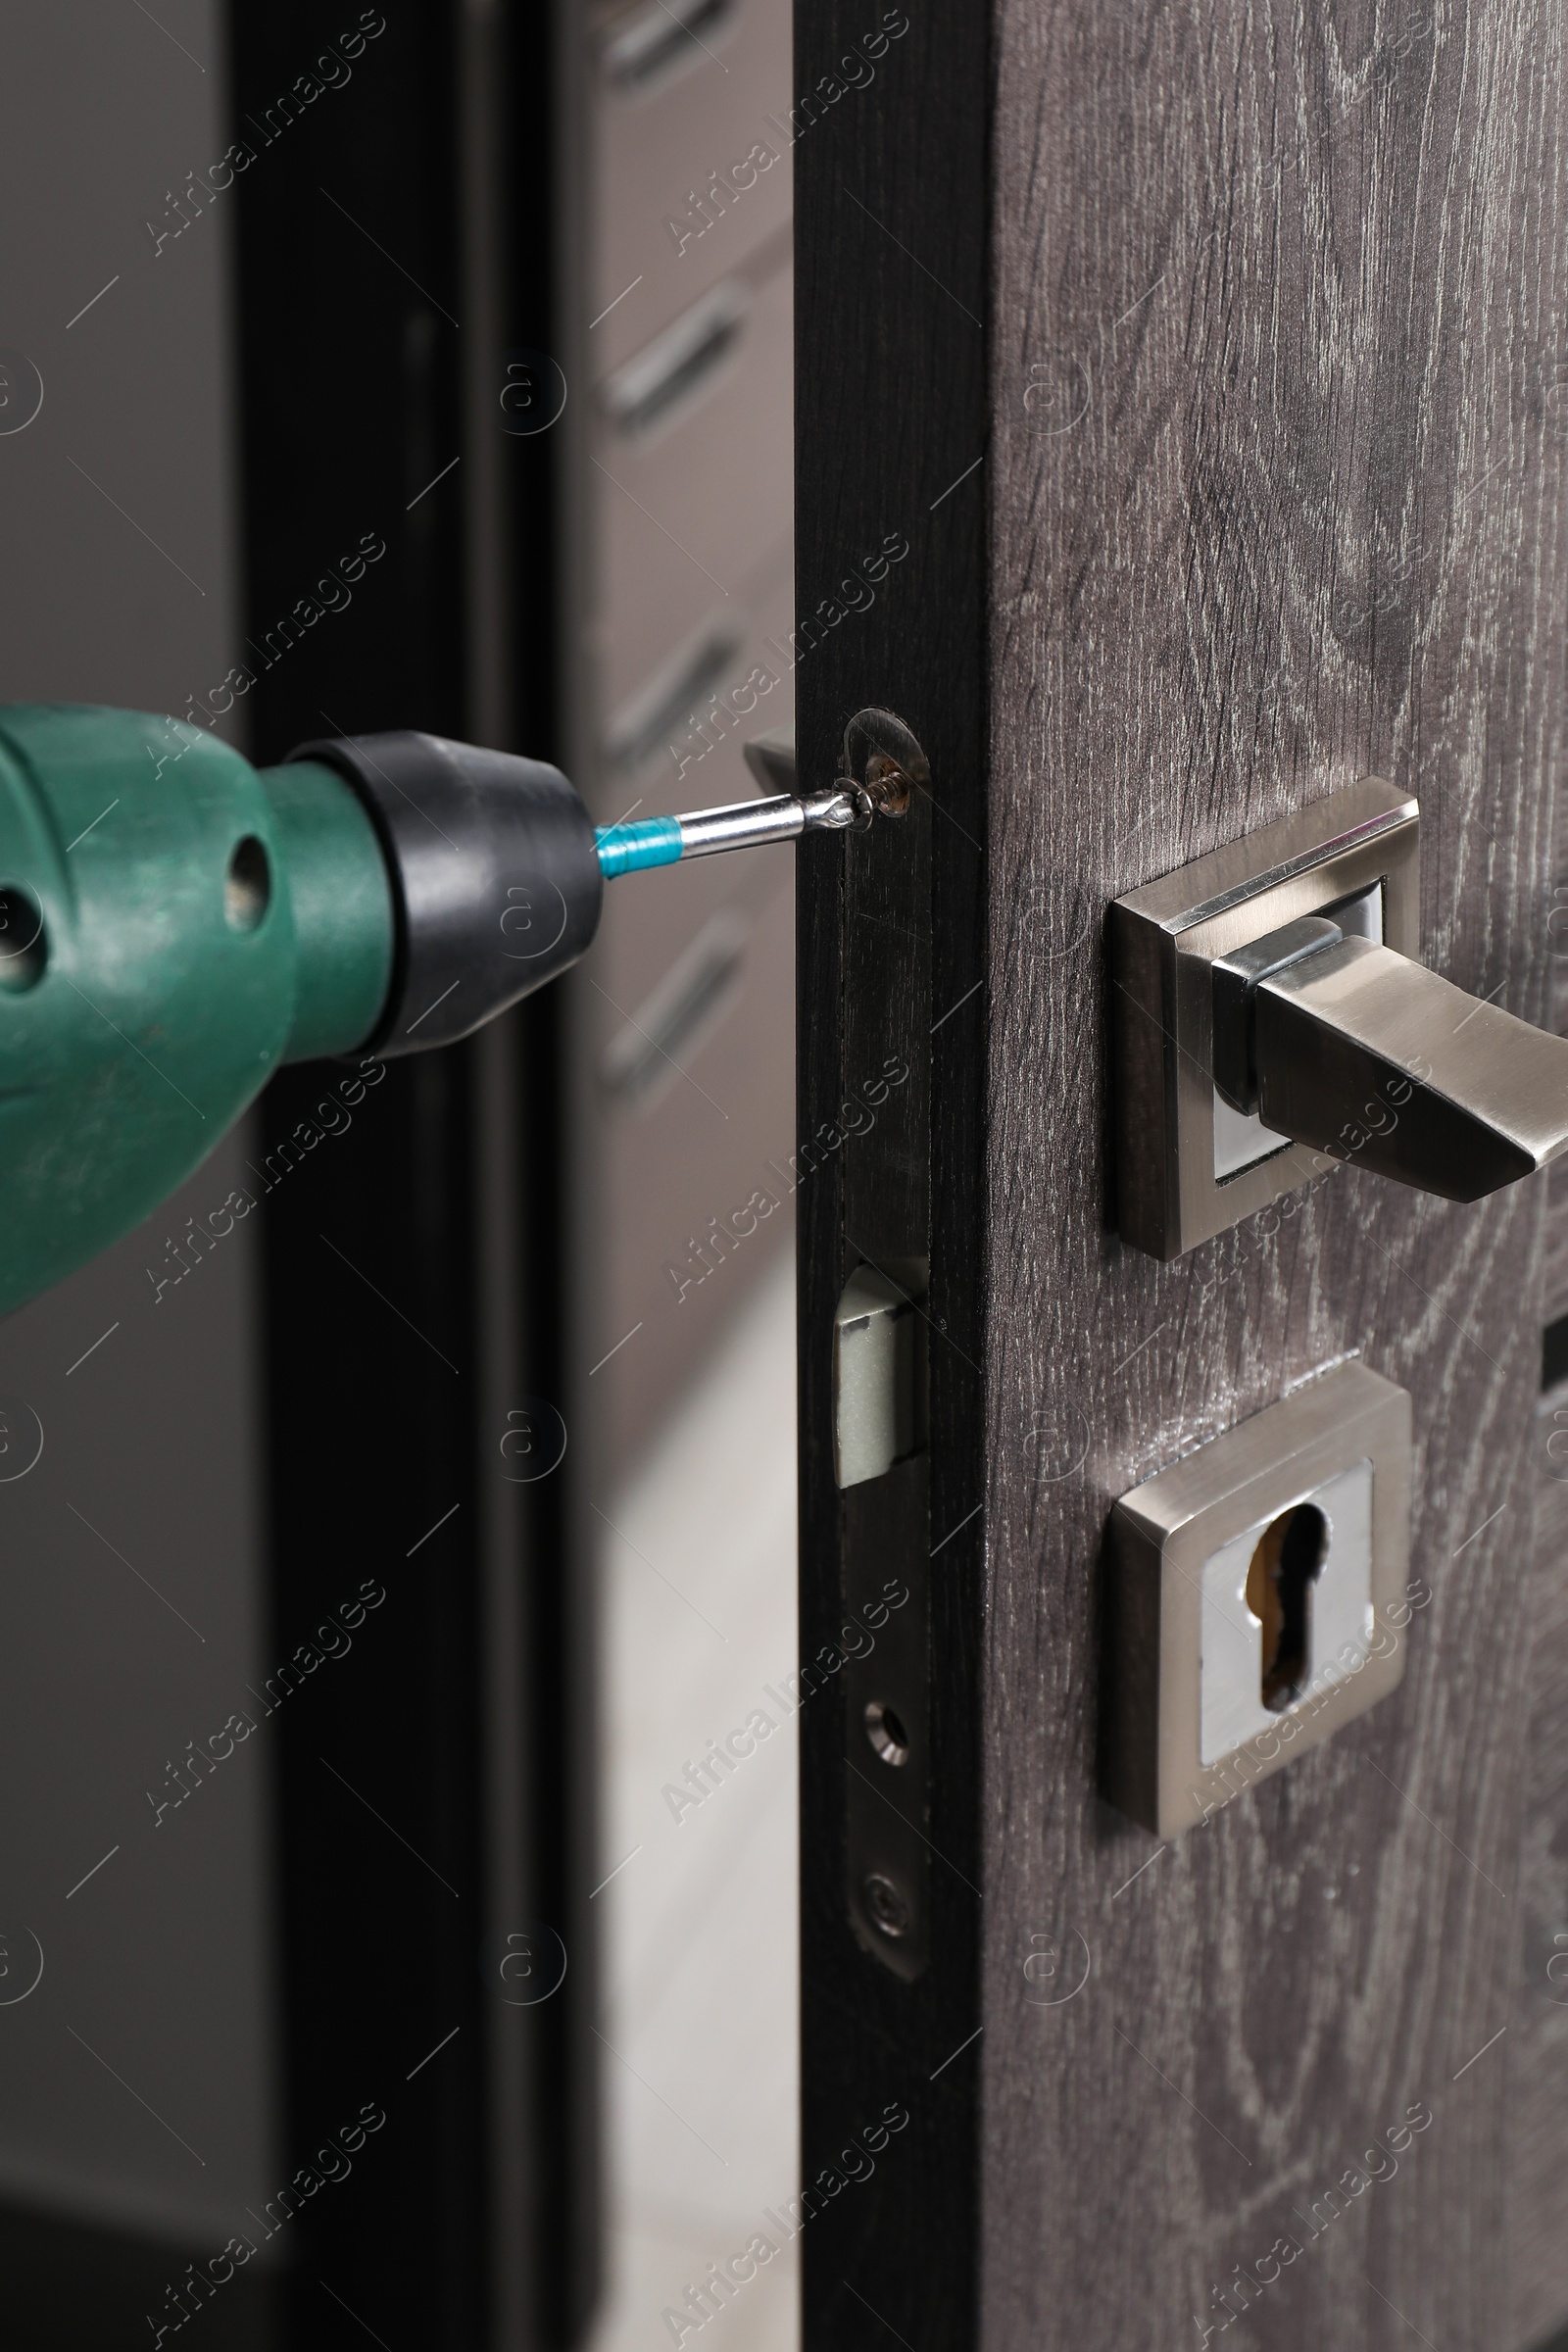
[1212,919,1568,1202]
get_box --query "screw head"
[862,1870,911,1937]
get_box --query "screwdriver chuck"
[290,730,602,1055]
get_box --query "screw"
[862,1870,911,1937]
[839,708,929,823]
[861,750,915,816]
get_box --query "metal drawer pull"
[602,282,747,439]
[605,621,743,772]
[600,911,749,1108]
[602,0,735,94]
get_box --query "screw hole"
[0,888,47,992]
[225,836,270,934]
[864,1699,910,1766]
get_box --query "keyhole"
[1246,1502,1328,1711]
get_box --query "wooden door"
[795,4,1568,2346]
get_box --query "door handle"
[1210,914,1568,1202]
[1111,777,1564,1258]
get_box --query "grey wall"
[0,0,280,2250]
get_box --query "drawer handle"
[602,282,747,439]
[602,0,735,94]
[601,911,749,1107]
[605,621,743,772]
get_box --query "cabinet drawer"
[587,866,796,1467]
[591,251,792,722]
[588,0,794,375]
[597,555,794,829]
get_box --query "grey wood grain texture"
[1545,1162,1568,1326]
[985,7,1566,2350]
[1508,1400,1568,2351]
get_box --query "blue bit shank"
[595,815,683,878]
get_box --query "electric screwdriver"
[0,703,912,1322]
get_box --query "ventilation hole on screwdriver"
[0,888,47,992]
[224,837,271,934]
